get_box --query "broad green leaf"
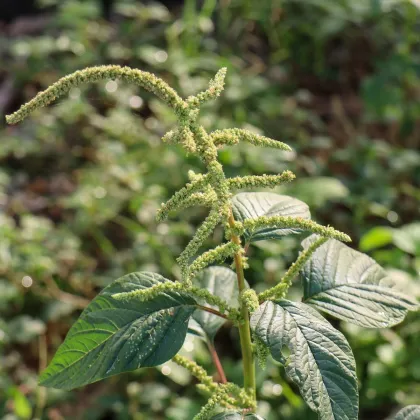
[192,266,241,340]
[231,192,310,242]
[211,412,265,419]
[251,300,358,420]
[394,405,420,420]
[302,235,418,328]
[40,272,196,390]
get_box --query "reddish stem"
[208,340,227,384]
[197,304,228,319]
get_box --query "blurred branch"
[34,334,47,420]
[207,340,228,384]
[0,76,15,117]
[331,95,357,140]
[36,277,90,309]
[8,15,52,36]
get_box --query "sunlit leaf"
[231,192,310,242]
[251,300,358,420]
[359,226,393,252]
[40,272,196,390]
[302,235,418,328]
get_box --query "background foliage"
[0,0,419,419]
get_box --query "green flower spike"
[243,216,351,243]
[6,65,184,124]
[258,236,328,301]
[210,128,292,151]
[227,171,296,190]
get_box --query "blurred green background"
[0,0,419,419]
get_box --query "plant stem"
[197,304,228,319]
[208,340,228,384]
[228,212,256,401]
[34,334,47,420]
[196,305,228,319]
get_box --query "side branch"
[6,65,185,124]
[172,356,255,416]
[156,174,211,221]
[243,216,351,242]
[197,305,228,319]
[210,128,292,151]
[162,126,197,153]
[226,171,295,190]
[173,191,216,212]
[112,281,237,318]
[177,207,222,280]
[186,67,227,107]
[188,242,241,278]
[258,236,328,301]
[172,355,217,389]
[112,281,185,301]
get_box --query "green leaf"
[392,223,420,255]
[251,300,358,420]
[187,318,206,340]
[211,412,265,420]
[231,192,310,242]
[394,405,420,420]
[11,387,32,420]
[359,226,393,252]
[39,272,197,390]
[192,266,240,340]
[302,235,418,328]
[280,176,349,208]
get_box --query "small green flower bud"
[253,335,270,370]
[241,289,259,313]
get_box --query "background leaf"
[359,226,393,252]
[187,318,207,340]
[392,223,420,255]
[394,405,420,420]
[280,177,349,208]
[39,272,196,390]
[302,235,418,328]
[211,412,265,419]
[251,300,359,420]
[192,266,241,341]
[9,387,32,420]
[231,192,310,242]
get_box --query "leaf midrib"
[286,308,356,420]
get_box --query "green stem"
[34,334,47,420]
[228,212,256,402]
